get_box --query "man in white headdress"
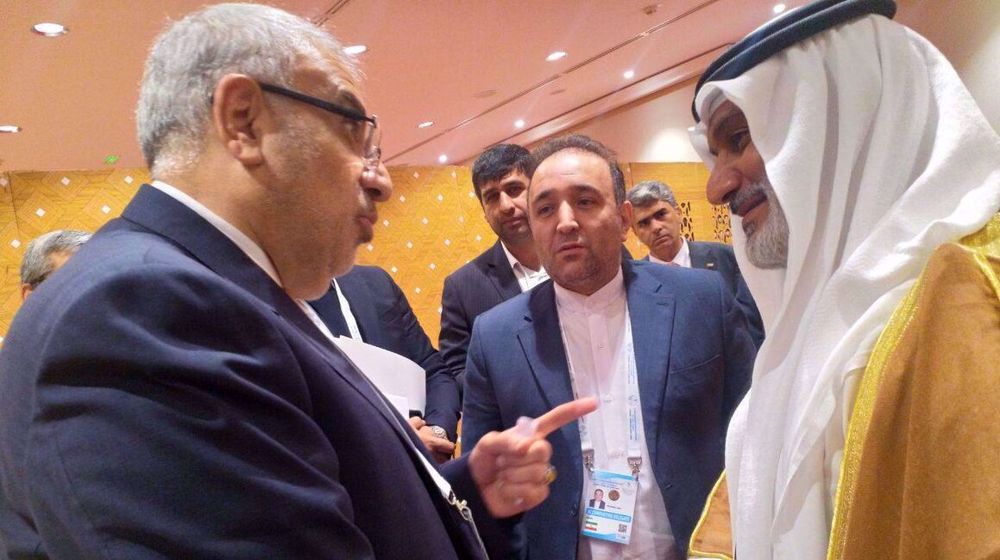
[687,0,1000,558]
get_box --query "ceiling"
[3,0,813,171]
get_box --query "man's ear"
[210,75,269,166]
[619,200,633,241]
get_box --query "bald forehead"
[292,51,368,114]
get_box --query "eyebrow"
[334,90,367,115]
[531,183,602,204]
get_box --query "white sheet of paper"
[331,336,426,415]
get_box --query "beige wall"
[568,0,999,162]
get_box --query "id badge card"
[581,470,638,544]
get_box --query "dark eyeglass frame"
[257,82,381,169]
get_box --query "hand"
[408,417,454,463]
[467,397,598,518]
[417,426,455,463]
[408,416,426,431]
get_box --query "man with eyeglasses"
[0,4,595,559]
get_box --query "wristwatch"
[428,425,448,440]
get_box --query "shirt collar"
[649,238,690,268]
[150,180,283,286]
[553,267,625,314]
[500,240,542,274]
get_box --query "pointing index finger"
[531,397,598,438]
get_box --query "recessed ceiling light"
[32,22,67,37]
[0,125,22,133]
[773,3,787,14]
[546,51,567,62]
[417,121,435,129]
[514,119,525,129]
[623,69,635,80]
[438,154,448,164]
[687,126,696,132]
[344,44,367,55]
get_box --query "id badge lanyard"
[558,309,642,476]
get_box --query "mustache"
[728,178,774,215]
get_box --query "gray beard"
[731,179,789,269]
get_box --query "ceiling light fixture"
[514,119,525,129]
[32,22,67,37]
[438,154,448,164]
[773,3,787,14]
[417,121,435,129]
[623,69,635,79]
[0,125,22,133]
[344,45,367,55]
[545,51,567,62]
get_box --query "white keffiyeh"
[689,14,1000,560]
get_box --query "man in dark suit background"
[627,180,765,347]
[309,265,460,461]
[0,5,595,558]
[463,135,754,559]
[439,144,548,389]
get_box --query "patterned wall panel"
[0,163,723,343]
[626,162,732,248]
[356,166,495,340]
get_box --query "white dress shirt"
[553,269,677,560]
[649,238,691,268]
[501,241,549,291]
[331,279,363,340]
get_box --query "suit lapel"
[516,282,575,409]
[688,241,717,271]
[624,261,675,462]
[486,241,522,300]
[122,185,423,453]
[337,273,383,346]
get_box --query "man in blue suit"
[463,135,755,559]
[439,145,548,392]
[0,5,595,558]
[628,180,765,347]
[310,265,460,461]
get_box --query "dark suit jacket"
[0,185,507,560]
[310,266,461,439]
[646,241,765,348]
[439,241,521,389]
[462,259,755,559]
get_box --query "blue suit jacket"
[439,241,521,390]
[462,259,755,558]
[310,265,461,439]
[0,185,508,559]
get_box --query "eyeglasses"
[258,82,382,171]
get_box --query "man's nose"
[555,202,578,234]
[706,163,741,206]
[499,192,516,213]
[363,162,392,203]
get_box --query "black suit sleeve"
[438,273,472,396]
[373,269,461,439]
[734,273,765,349]
[718,273,756,423]
[24,266,376,559]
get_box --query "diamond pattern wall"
[0,163,729,342]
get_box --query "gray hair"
[627,180,678,209]
[20,230,92,287]
[136,3,359,176]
